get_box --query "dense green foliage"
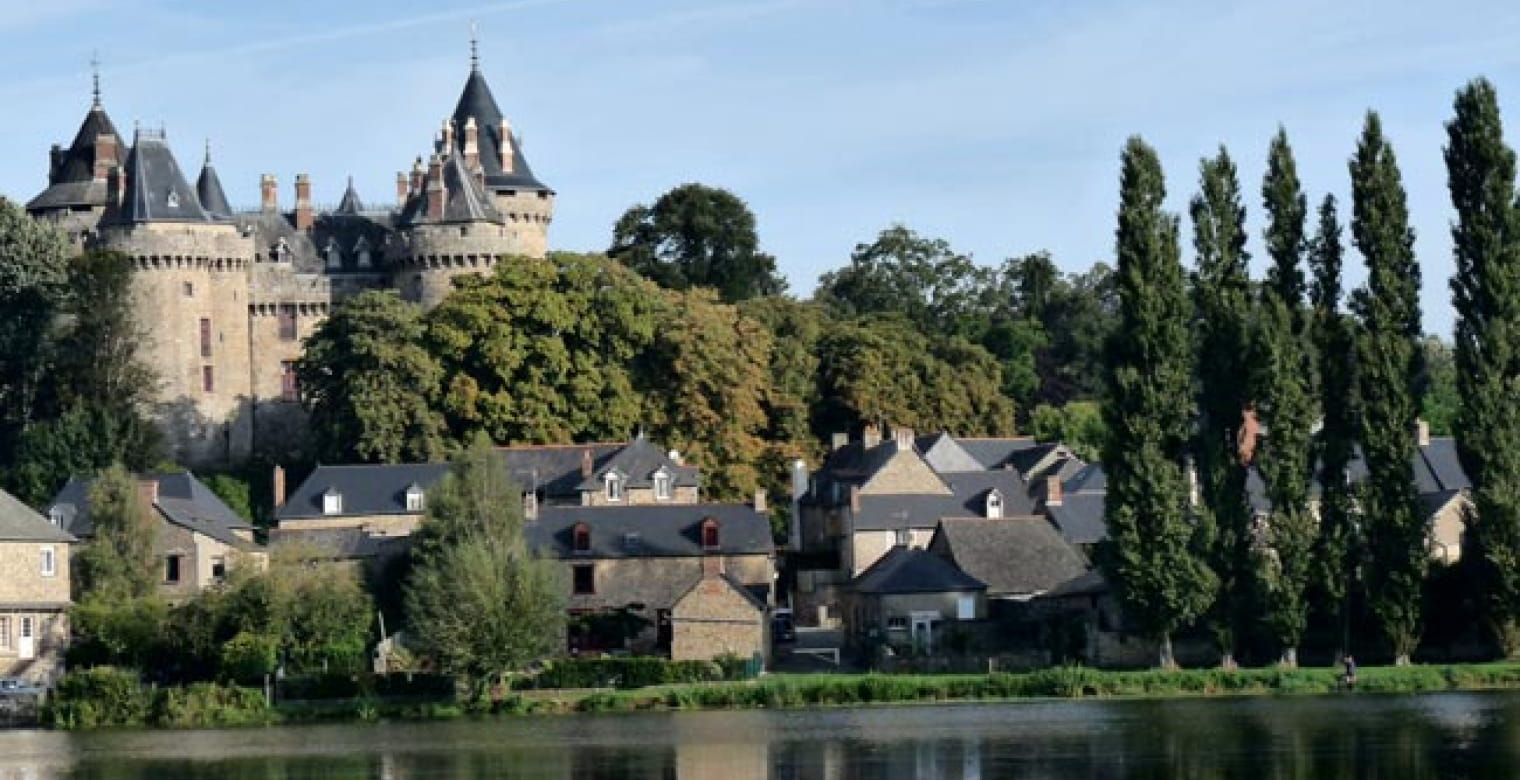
[1189,147,1256,666]
[404,435,566,684]
[610,183,786,302]
[73,465,159,601]
[1030,401,1105,462]
[1349,112,1427,664]
[521,657,750,690]
[1098,137,1216,668]
[1446,79,1520,656]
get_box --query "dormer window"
[166,191,179,209]
[325,238,342,269]
[523,492,538,519]
[605,473,624,502]
[701,518,720,550]
[355,237,372,269]
[653,469,672,501]
[986,490,1004,519]
[322,488,342,515]
[573,522,592,553]
[405,484,425,512]
[48,507,63,528]
[273,238,290,263]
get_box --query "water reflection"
[6,692,1520,778]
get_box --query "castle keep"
[24,49,554,468]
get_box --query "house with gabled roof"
[0,489,75,685]
[845,545,986,654]
[48,472,262,602]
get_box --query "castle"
[24,45,554,468]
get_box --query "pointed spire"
[470,21,480,72]
[336,175,364,215]
[204,137,211,166]
[90,51,101,107]
[196,138,232,219]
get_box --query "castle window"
[202,365,215,393]
[654,469,671,501]
[701,518,720,550]
[325,238,342,269]
[183,281,194,297]
[280,361,299,401]
[278,307,297,341]
[200,318,212,357]
[273,238,290,263]
[573,522,591,553]
[355,237,372,269]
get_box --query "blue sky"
[3,0,1519,336]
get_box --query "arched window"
[986,490,1003,519]
[573,522,592,553]
[701,518,720,550]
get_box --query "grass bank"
[44,663,1520,728]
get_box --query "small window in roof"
[322,489,342,515]
[405,485,425,512]
[48,507,63,528]
[654,469,671,501]
[986,490,1003,519]
[701,518,720,550]
[605,472,624,502]
[573,522,591,553]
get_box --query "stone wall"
[859,449,951,495]
[0,610,69,685]
[581,485,701,507]
[0,541,70,605]
[846,528,935,578]
[392,226,546,308]
[670,575,767,662]
[491,190,555,259]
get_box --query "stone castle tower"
[24,46,553,468]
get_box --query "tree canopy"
[609,183,786,302]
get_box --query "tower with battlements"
[24,44,554,468]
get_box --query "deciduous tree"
[610,183,785,302]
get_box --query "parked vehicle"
[0,678,42,696]
[772,608,796,643]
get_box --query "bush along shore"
[40,661,1520,729]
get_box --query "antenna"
[469,21,480,71]
[90,50,101,106]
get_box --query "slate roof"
[955,437,1039,471]
[1063,463,1106,494]
[399,151,503,226]
[916,432,986,473]
[106,130,214,224]
[1047,493,1108,546]
[451,65,552,193]
[26,103,120,212]
[335,178,365,215]
[852,470,1032,531]
[278,463,451,520]
[237,209,394,273]
[853,546,985,595]
[931,516,1090,597]
[528,504,773,559]
[195,157,232,219]
[270,526,410,561]
[575,435,700,491]
[0,489,74,544]
[50,472,253,549]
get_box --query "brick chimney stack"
[831,432,848,451]
[260,174,278,212]
[702,552,725,578]
[1416,418,1430,447]
[136,478,159,516]
[440,118,455,152]
[395,172,409,205]
[499,119,515,173]
[849,484,861,513]
[893,426,915,450]
[862,424,881,449]
[409,157,425,198]
[580,448,594,479]
[272,465,286,509]
[753,490,767,513]
[93,132,118,181]
[463,117,480,171]
[1045,474,1063,507]
[294,174,313,230]
[425,155,445,221]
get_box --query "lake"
[4,691,1520,778]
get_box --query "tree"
[6,405,163,507]
[1029,401,1106,462]
[640,288,772,501]
[815,226,996,338]
[0,197,70,451]
[405,434,565,685]
[1189,146,1255,669]
[1349,112,1426,665]
[1308,194,1360,662]
[50,251,157,410]
[1421,336,1459,436]
[1098,137,1216,669]
[297,290,448,464]
[1254,130,1318,668]
[74,464,159,602]
[1445,78,1520,655]
[427,254,657,445]
[1030,262,1119,407]
[609,183,786,302]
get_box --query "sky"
[3,0,1520,336]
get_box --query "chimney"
[440,118,455,151]
[463,116,480,170]
[893,426,915,450]
[849,484,861,513]
[523,492,538,520]
[425,155,446,221]
[667,449,683,466]
[499,119,515,173]
[862,424,881,449]
[831,432,848,451]
[580,448,594,479]
[272,465,286,509]
[702,553,725,578]
[753,489,767,513]
[93,132,118,181]
[1045,474,1063,507]
[136,478,159,515]
[396,172,409,205]
[260,174,278,212]
[294,174,313,230]
[1415,418,1430,447]
[409,157,425,197]
[790,459,808,500]
[1237,405,1260,466]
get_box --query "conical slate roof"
[108,130,212,224]
[398,152,503,226]
[26,103,121,212]
[451,66,551,193]
[196,148,233,219]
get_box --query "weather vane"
[470,21,480,71]
[90,50,101,106]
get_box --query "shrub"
[527,658,726,690]
[220,632,279,684]
[152,682,269,727]
[45,667,151,729]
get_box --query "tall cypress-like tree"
[1309,194,1360,662]
[1445,78,1520,655]
[1099,137,1216,669]
[1255,130,1317,667]
[1349,112,1426,665]
[1189,147,1254,668]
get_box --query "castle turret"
[26,65,124,235]
[195,141,233,219]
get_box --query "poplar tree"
[1189,147,1254,669]
[1099,137,1216,669]
[1445,78,1520,656]
[1349,112,1426,665]
[1309,194,1360,662]
[1255,130,1316,667]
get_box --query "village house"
[0,489,75,686]
[48,472,264,602]
[844,544,987,655]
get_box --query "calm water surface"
[5,691,1520,778]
